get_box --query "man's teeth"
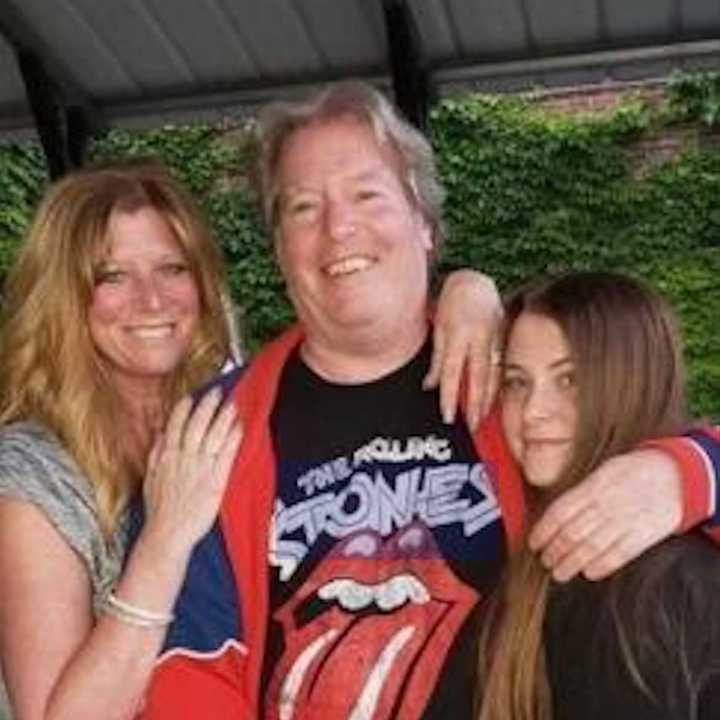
[325,256,373,277]
[318,574,429,611]
[129,325,173,339]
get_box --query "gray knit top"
[0,422,132,720]
[0,421,129,604]
[0,422,134,720]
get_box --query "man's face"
[274,115,433,345]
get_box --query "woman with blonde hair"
[0,158,505,720]
[0,160,244,720]
[478,271,720,720]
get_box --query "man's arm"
[646,426,720,540]
[528,426,720,581]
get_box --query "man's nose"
[324,199,357,243]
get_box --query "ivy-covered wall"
[0,73,718,417]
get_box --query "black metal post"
[382,0,433,132]
[14,47,93,179]
[0,0,100,178]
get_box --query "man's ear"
[419,216,434,252]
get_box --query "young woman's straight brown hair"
[477,271,688,720]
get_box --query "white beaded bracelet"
[101,591,175,628]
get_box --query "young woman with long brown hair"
[479,271,720,720]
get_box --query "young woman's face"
[501,312,578,488]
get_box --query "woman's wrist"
[101,590,175,628]
[135,519,196,569]
[121,527,193,613]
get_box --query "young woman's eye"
[557,372,576,390]
[502,375,526,392]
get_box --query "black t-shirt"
[546,534,720,720]
[262,340,506,720]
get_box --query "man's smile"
[323,254,377,278]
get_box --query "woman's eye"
[557,372,576,390]
[95,269,126,285]
[287,199,317,217]
[356,189,379,201]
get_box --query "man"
[140,82,720,720]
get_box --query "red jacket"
[139,327,524,718]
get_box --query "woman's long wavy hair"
[0,160,232,537]
[477,271,688,720]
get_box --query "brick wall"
[529,80,720,174]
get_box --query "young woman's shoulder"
[615,533,720,616]
[610,535,720,718]
[547,534,720,719]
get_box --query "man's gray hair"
[254,81,446,249]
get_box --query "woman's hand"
[142,388,243,555]
[425,269,503,429]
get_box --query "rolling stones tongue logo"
[267,522,477,720]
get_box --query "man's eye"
[356,190,380,202]
[160,263,189,277]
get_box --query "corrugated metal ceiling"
[1,0,719,137]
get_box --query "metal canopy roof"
[1,0,719,172]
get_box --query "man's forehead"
[277,117,403,187]
[279,163,399,192]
